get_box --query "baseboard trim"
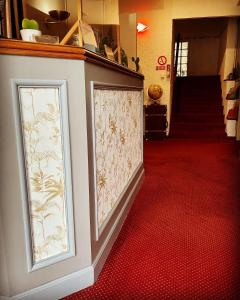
[6,266,94,300]
[93,168,144,279]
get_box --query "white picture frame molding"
[90,81,144,241]
[11,79,75,272]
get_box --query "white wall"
[219,18,238,120]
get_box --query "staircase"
[170,76,226,139]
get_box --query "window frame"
[175,41,189,77]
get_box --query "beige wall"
[188,37,220,76]
[172,0,240,19]
[174,18,227,76]
[24,0,68,40]
[120,0,240,125]
[69,0,120,26]
[24,0,120,41]
[237,19,240,64]
[137,2,173,120]
[119,13,137,70]
[24,0,65,14]
[174,18,227,40]
[218,25,228,73]
[220,18,237,78]
[119,0,164,13]
[82,0,119,25]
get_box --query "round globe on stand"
[147,84,163,105]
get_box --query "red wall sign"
[158,56,167,65]
[156,65,166,71]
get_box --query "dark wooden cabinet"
[144,104,167,140]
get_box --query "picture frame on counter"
[104,44,115,61]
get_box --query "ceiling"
[174,17,231,39]
[119,0,164,13]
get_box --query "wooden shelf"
[0,39,144,79]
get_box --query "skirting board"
[2,266,94,300]
[2,168,144,300]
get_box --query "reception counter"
[0,40,144,299]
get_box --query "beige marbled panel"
[19,87,68,263]
[93,89,143,229]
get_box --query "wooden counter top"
[0,39,144,79]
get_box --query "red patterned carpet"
[64,139,240,300]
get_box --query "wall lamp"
[137,22,149,33]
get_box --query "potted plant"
[20,18,41,42]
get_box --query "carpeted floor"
[63,76,240,299]
[63,139,240,300]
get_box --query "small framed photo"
[104,44,115,61]
[80,21,97,47]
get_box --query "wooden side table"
[144,104,167,140]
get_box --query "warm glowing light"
[137,23,149,33]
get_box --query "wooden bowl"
[48,10,70,21]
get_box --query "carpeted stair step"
[170,75,226,139]
[170,132,226,141]
[170,134,226,139]
[173,113,224,123]
[178,103,223,113]
[178,96,222,103]
[171,122,225,131]
[179,102,223,109]
[179,90,222,95]
[177,75,220,83]
[178,107,223,114]
[171,127,225,138]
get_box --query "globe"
[148,84,163,101]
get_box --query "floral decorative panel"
[18,86,72,265]
[93,87,143,232]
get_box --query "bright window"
[174,42,188,77]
